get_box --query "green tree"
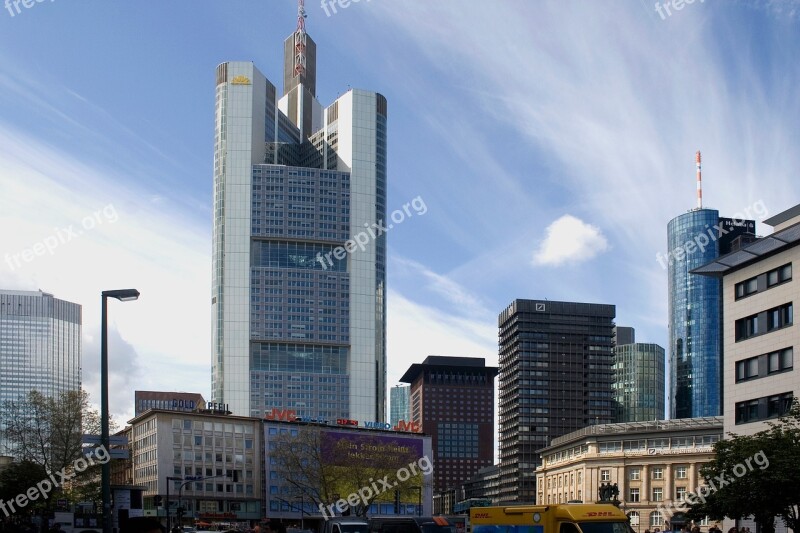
[0,460,49,517]
[1,389,111,508]
[686,400,800,533]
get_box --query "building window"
[629,488,640,503]
[736,356,759,382]
[767,263,792,287]
[578,471,582,485]
[736,399,760,424]
[735,277,758,299]
[768,348,793,374]
[675,466,687,479]
[652,467,663,480]
[736,314,760,341]
[768,393,794,418]
[629,512,640,527]
[601,470,610,482]
[629,468,640,481]
[650,512,663,527]
[676,487,687,501]
[767,303,793,331]
[652,488,663,502]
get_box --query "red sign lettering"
[265,408,297,421]
[392,420,422,433]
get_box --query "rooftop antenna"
[696,150,703,209]
[294,0,308,78]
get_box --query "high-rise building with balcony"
[211,7,387,421]
[497,299,616,502]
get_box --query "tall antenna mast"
[696,150,703,209]
[294,0,307,78]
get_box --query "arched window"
[628,512,640,526]
[650,511,663,527]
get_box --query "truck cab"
[470,504,632,533]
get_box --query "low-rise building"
[536,418,722,531]
[128,409,263,525]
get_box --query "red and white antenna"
[696,150,703,209]
[294,0,307,78]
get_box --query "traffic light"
[153,495,163,507]
[176,506,185,521]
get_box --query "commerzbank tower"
[211,1,388,422]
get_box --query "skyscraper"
[667,210,755,418]
[211,5,387,421]
[400,356,497,493]
[612,343,666,422]
[0,290,81,452]
[389,384,410,426]
[497,299,616,503]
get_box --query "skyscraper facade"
[667,210,755,418]
[389,384,410,426]
[497,299,616,503]
[400,356,497,493]
[211,11,387,422]
[0,290,81,452]
[612,343,666,422]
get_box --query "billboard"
[321,430,424,466]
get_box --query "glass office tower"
[0,290,81,452]
[211,16,387,422]
[667,209,755,418]
[389,384,409,426]
[612,343,666,422]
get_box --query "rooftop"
[547,417,723,449]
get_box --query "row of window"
[735,263,792,299]
[735,347,793,382]
[735,391,793,424]
[735,303,793,341]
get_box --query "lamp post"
[101,289,140,533]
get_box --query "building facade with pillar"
[536,418,722,532]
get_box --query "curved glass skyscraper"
[668,209,722,418]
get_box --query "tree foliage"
[0,389,111,506]
[271,426,426,517]
[686,400,800,533]
[0,460,49,515]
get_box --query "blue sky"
[1,0,799,423]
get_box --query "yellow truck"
[470,504,632,533]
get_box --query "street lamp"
[101,289,140,533]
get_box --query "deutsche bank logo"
[535,303,546,312]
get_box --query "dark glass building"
[497,299,616,503]
[612,343,666,422]
[400,356,497,493]
[667,210,755,418]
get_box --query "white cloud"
[532,215,609,267]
